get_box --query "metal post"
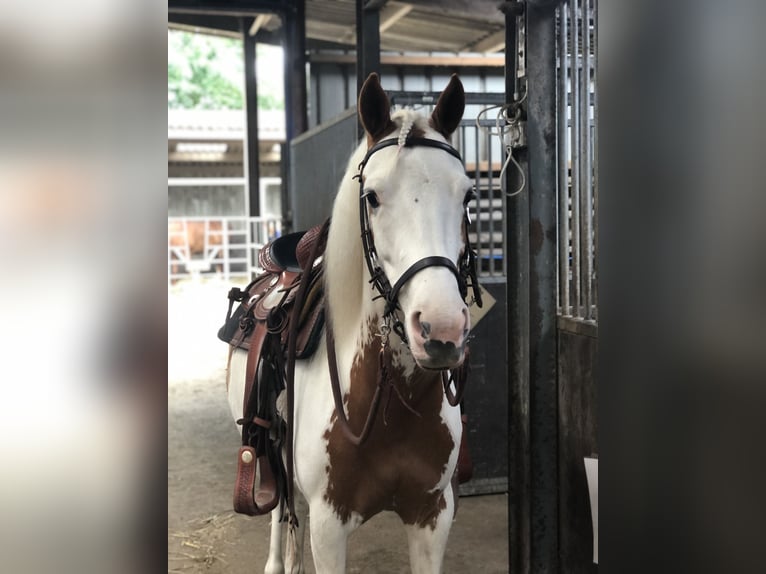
[284,0,307,141]
[242,18,260,217]
[527,3,559,571]
[592,0,598,321]
[581,0,593,320]
[501,2,530,572]
[282,0,307,233]
[356,0,381,137]
[569,0,581,317]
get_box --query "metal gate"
[167,216,283,285]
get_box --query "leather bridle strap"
[357,135,469,341]
[386,256,462,315]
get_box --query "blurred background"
[0,0,765,573]
[0,1,166,572]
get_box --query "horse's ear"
[358,73,395,144]
[430,74,465,139]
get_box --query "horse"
[226,73,478,573]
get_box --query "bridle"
[355,136,483,343]
[326,135,484,446]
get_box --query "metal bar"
[486,125,495,277]
[356,0,381,137]
[168,0,287,17]
[243,19,260,217]
[569,0,581,318]
[581,0,593,320]
[308,52,507,68]
[527,3,560,571]
[284,0,307,141]
[504,3,531,573]
[592,0,598,322]
[557,3,570,316]
[388,91,506,107]
[474,125,483,277]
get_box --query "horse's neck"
[323,142,383,381]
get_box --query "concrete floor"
[168,280,509,573]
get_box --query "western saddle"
[218,220,329,516]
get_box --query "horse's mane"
[324,109,439,341]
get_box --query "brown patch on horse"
[323,317,454,529]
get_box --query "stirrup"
[233,446,280,516]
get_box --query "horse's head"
[357,73,473,371]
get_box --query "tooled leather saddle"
[217,221,329,516]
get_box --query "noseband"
[355,136,483,343]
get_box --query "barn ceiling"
[169,0,509,54]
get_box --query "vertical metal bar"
[569,0,581,318]
[475,125,482,276]
[487,124,495,277]
[242,19,260,217]
[527,3,560,571]
[282,0,306,238]
[581,0,593,320]
[502,2,529,572]
[284,0,307,141]
[558,3,570,316]
[592,0,599,322]
[356,0,381,138]
[469,122,479,275]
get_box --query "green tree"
[168,31,284,111]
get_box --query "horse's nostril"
[420,321,431,339]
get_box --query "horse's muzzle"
[409,308,469,370]
[419,339,466,370]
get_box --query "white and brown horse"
[227,73,475,573]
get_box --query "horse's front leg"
[307,499,355,573]
[404,484,456,574]
[284,491,309,574]
[264,507,285,574]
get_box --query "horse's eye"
[364,191,380,209]
[463,189,477,206]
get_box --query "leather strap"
[326,317,386,446]
[284,218,331,527]
[387,256,461,314]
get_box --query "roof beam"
[379,3,413,34]
[248,13,273,36]
[309,52,505,67]
[471,29,507,53]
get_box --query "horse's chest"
[322,382,456,528]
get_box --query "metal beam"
[504,3,530,574]
[308,52,506,67]
[168,0,286,17]
[379,2,412,33]
[471,29,506,53]
[283,0,308,141]
[249,13,273,36]
[242,18,260,217]
[356,0,382,135]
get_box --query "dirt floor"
[168,279,509,573]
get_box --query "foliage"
[168,31,284,111]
